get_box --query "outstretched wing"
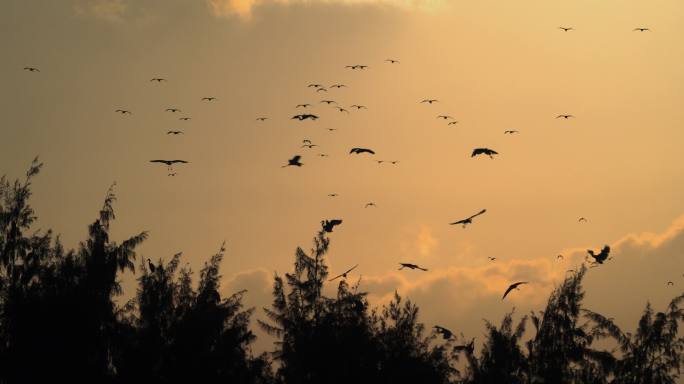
[169,160,189,164]
[471,148,484,157]
[344,264,359,275]
[449,219,467,225]
[291,155,301,162]
[150,160,169,164]
[468,209,487,220]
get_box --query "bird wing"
[150,160,170,165]
[170,160,189,164]
[449,219,467,225]
[468,209,487,220]
[330,219,343,226]
[344,264,359,275]
[502,285,516,300]
[471,148,484,157]
[291,155,301,162]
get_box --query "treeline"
[1,159,683,384]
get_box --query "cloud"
[207,0,443,19]
[73,0,128,22]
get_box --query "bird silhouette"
[385,59,400,64]
[488,257,496,261]
[201,97,216,101]
[329,264,359,281]
[556,114,574,119]
[350,148,375,155]
[504,130,519,134]
[421,99,439,104]
[302,139,312,144]
[350,105,367,109]
[335,107,350,113]
[447,121,459,125]
[433,326,453,340]
[292,114,319,121]
[330,84,346,88]
[399,263,428,271]
[147,258,156,273]
[327,128,337,131]
[150,159,189,166]
[557,254,564,260]
[296,104,312,108]
[256,117,269,121]
[322,219,343,233]
[502,282,528,300]
[23,67,40,72]
[346,65,368,69]
[559,27,574,32]
[282,155,303,167]
[301,144,318,149]
[179,117,191,121]
[115,109,132,115]
[308,83,323,88]
[365,202,376,208]
[578,217,588,223]
[166,131,184,135]
[316,88,328,92]
[166,108,181,113]
[450,209,487,228]
[587,245,611,264]
[320,100,336,105]
[667,281,674,286]
[328,193,338,197]
[150,78,166,82]
[633,28,650,32]
[437,115,454,120]
[471,148,498,159]
[318,153,329,157]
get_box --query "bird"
[350,105,367,109]
[329,264,359,281]
[399,263,428,271]
[488,257,496,261]
[179,117,191,121]
[166,131,184,135]
[578,217,588,223]
[301,144,318,149]
[302,139,312,144]
[327,128,337,132]
[335,107,349,113]
[421,99,439,104]
[330,84,346,88]
[504,130,519,134]
[667,281,674,286]
[23,67,40,72]
[587,245,611,264]
[502,282,528,300]
[437,115,454,120]
[433,326,453,340]
[166,108,181,113]
[365,202,376,208]
[633,28,650,32]
[296,104,311,108]
[256,117,269,121]
[350,148,375,155]
[556,114,574,119]
[346,65,368,69]
[150,78,166,82]
[328,193,338,197]
[322,219,343,233]
[149,160,189,172]
[320,100,336,105]
[147,258,156,273]
[450,209,487,228]
[292,114,319,121]
[471,148,498,159]
[390,161,399,164]
[282,155,303,168]
[559,27,574,32]
[316,88,328,92]
[308,83,323,88]
[447,121,459,125]
[201,97,216,101]
[557,254,564,260]
[385,59,400,64]
[318,153,329,157]
[115,109,132,115]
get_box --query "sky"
[1,0,684,356]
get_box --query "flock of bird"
[19,23,658,343]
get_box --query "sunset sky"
[2,0,684,354]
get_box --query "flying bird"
[322,219,343,233]
[149,159,189,167]
[350,105,367,109]
[302,144,318,149]
[256,117,269,121]
[504,130,519,134]
[327,128,337,131]
[320,100,336,105]
[556,114,574,119]
[335,107,349,113]
[318,153,329,157]
[437,115,454,120]
[166,108,181,113]
[23,67,40,72]
[447,121,459,125]
[201,97,216,101]
[385,59,400,64]
[578,217,588,223]
[433,326,453,340]
[667,281,674,286]
[296,104,311,108]
[399,263,428,271]
[282,155,303,168]
[166,131,184,135]
[345,65,368,69]
[587,245,611,264]
[471,148,499,159]
[350,148,375,155]
[308,84,323,88]
[488,257,496,261]
[316,88,328,92]
[330,84,346,88]
[179,117,191,121]
[329,264,359,282]
[150,78,166,82]
[421,99,439,104]
[292,114,319,121]
[302,139,312,144]
[633,28,650,32]
[502,282,528,300]
[557,254,564,260]
[365,202,376,208]
[559,27,574,32]
[115,109,132,115]
[328,193,338,197]
[450,209,487,228]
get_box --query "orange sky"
[1,0,684,355]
